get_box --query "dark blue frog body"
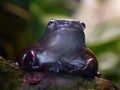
[18,19,98,77]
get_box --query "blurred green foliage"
[88,21,120,86]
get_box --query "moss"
[0,56,22,90]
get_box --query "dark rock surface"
[0,56,120,90]
[18,72,120,90]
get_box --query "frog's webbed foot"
[44,60,76,74]
[46,61,63,73]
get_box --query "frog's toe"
[81,58,94,70]
[20,50,37,70]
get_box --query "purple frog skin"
[18,19,98,77]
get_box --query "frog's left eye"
[47,20,56,29]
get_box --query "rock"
[18,72,120,90]
[0,56,119,90]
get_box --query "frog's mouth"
[55,20,85,31]
[55,26,82,32]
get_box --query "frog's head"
[46,19,86,31]
[40,19,86,55]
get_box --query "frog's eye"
[47,20,56,29]
[80,22,86,29]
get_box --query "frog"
[18,19,98,78]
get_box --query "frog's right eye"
[81,22,86,28]
[80,22,86,29]
[47,20,56,29]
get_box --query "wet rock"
[0,56,119,90]
[18,72,120,90]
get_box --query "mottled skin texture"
[18,19,98,77]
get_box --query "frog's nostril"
[58,20,71,26]
[64,21,70,25]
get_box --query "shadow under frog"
[18,19,98,78]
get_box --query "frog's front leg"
[62,53,98,77]
[19,50,41,70]
[79,54,98,77]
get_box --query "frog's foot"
[47,61,63,73]
[45,60,76,74]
